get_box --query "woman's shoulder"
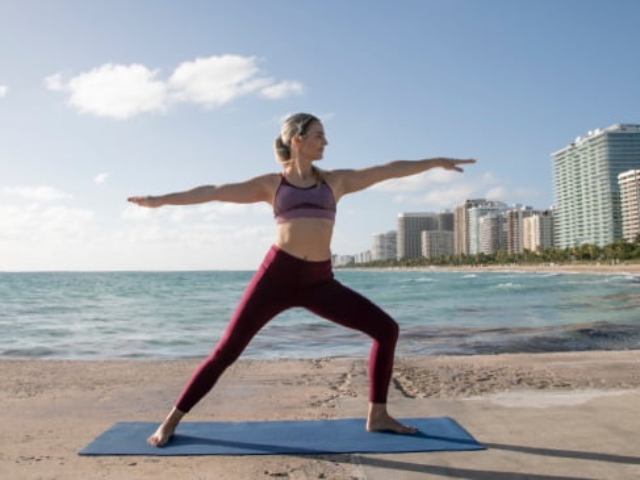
[249,172,281,185]
[319,169,349,200]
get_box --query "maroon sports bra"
[273,175,337,224]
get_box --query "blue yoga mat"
[79,417,484,456]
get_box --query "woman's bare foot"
[366,403,418,434]
[147,407,185,447]
[147,423,176,447]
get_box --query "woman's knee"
[371,315,399,345]
[384,317,400,342]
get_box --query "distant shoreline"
[340,262,640,275]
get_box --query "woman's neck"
[284,160,315,181]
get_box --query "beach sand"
[360,262,640,276]
[2,351,640,479]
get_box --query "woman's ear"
[291,134,304,147]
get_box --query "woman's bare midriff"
[274,218,334,261]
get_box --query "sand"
[354,262,640,275]
[434,263,640,275]
[2,351,640,479]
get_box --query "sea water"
[1,269,639,360]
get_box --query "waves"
[397,321,640,356]
[1,270,639,360]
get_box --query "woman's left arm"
[331,158,476,198]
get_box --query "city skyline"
[2,1,640,271]
[343,123,640,262]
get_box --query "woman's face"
[298,121,328,161]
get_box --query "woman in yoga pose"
[128,113,475,447]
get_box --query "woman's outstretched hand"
[127,196,163,208]
[437,158,476,172]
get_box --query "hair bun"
[274,135,291,161]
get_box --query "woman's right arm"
[128,174,277,208]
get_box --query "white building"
[355,250,372,264]
[523,210,555,252]
[467,201,508,254]
[553,124,640,248]
[506,205,535,254]
[479,214,507,254]
[332,255,355,267]
[454,199,486,255]
[371,231,397,261]
[421,230,454,259]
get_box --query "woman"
[128,113,475,447]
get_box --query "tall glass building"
[552,124,640,249]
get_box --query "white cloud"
[46,55,304,119]
[122,201,270,223]
[261,80,304,99]
[0,85,7,98]
[485,186,508,200]
[373,170,541,210]
[121,203,164,220]
[94,172,110,184]
[372,169,459,193]
[63,63,167,119]
[43,74,63,91]
[403,184,481,209]
[0,186,276,270]
[0,203,94,241]
[169,55,269,106]
[1,185,73,201]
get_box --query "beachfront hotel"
[467,201,509,255]
[397,212,453,259]
[421,230,454,259]
[552,124,640,249]
[371,230,397,261]
[454,199,486,255]
[523,210,555,253]
[479,213,507,254]
[618,169,640,242]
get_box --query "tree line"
[344,236,640,268]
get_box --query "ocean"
[1,269,639,360]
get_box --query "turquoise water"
[1,270,639,360]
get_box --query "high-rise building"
[397,213,437,259]
[421,230,454,259]
[523,210,555,253]
[437,212,455,231]
[552,124,640,248]
[397,212,452,259]
[454,199,487,255]
[467,201,508,254]
[618,170,640,242]
[371,231,397,261]
[479,214,507,254]
[523,211,554,252]
[505,205,534,254]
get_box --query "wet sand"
[2,351,639,479]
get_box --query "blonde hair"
[274,113,325,184]
[274,113,320,163]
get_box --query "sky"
[1,0,639,271]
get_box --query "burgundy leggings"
[175,245,399,413]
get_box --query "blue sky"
[1,0,639,271]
